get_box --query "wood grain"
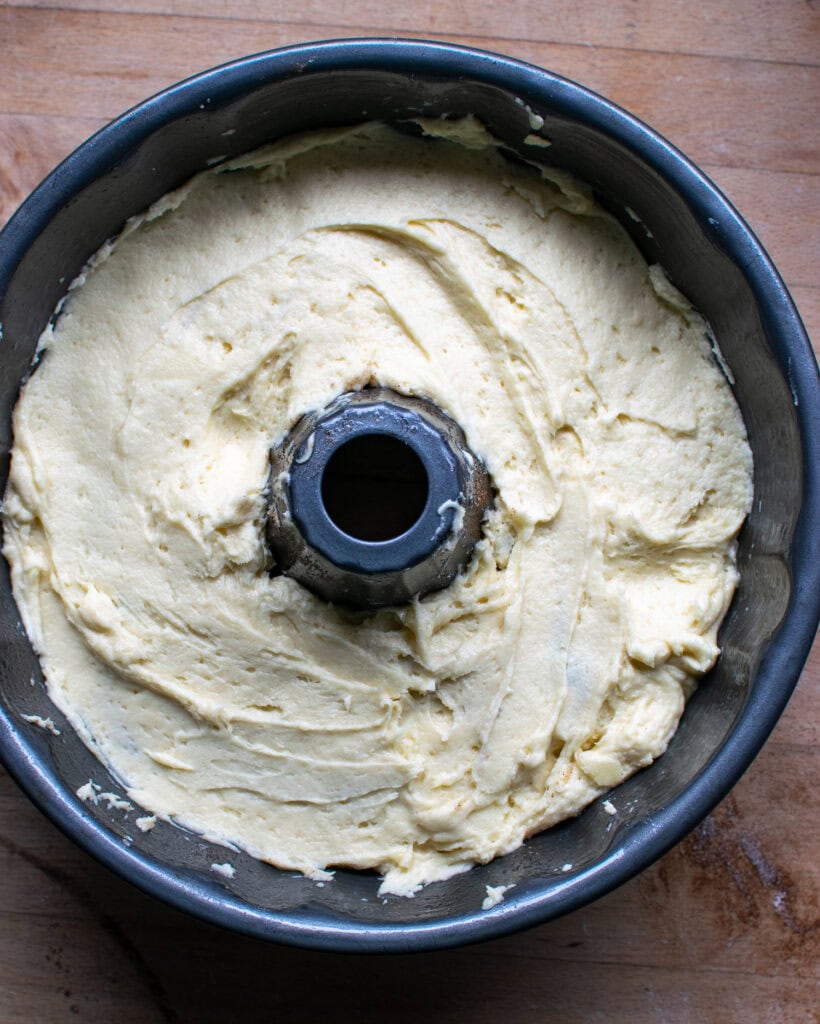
[6,0,820,64]
[0,3,818,1022]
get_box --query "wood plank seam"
[4,3,820,70]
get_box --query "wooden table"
[1,3,817,1020]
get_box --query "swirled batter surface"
[3,121,752,894]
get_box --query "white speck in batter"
[21,713,61,735]
[98,791,133,811]
[76,780,101,804]
[482,883,515,910]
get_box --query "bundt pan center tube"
[0,40,817,952]
[267,387,492,608]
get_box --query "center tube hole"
[321,434,429,542]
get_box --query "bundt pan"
[0,39,817,953]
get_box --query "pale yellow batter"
[2,120,753,895]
